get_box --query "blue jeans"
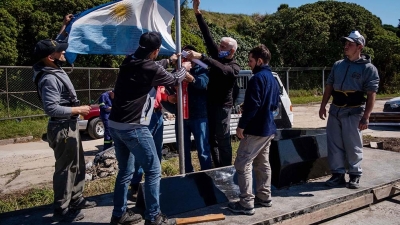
[176,118,212,173]
[131,110,163,184]
[109,126,161,221]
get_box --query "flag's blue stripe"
[158,0,186,15]
[68,25,175,54]
[65,0,122,34]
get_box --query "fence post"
[322,67,326,93]
[286,68,291,96]
[88,69,91,104]
[5,68,10,118]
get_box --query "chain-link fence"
[0,66,117,120]
[0,66,330,121]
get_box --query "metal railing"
[0,66,330,121]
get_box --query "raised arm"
[193,0,219,58]
[56,14,74,40]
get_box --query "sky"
[192,0,399,27]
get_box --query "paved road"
[0,100,398,194]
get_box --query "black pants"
[47,120,86,212]
[207,104,232,167]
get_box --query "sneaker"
[325,173,346,187]
[52,208,84,222]
[255,196,272,207]
[144,213,176,225]
[130,183,140,201]
[70,197,97,210]
[348,175,361,189]
[110,209,142,225]
[227,201,255,215]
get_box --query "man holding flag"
[187,0,240,168]
[109,31,192,225]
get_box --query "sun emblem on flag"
[110,2,133,23]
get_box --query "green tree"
[0,8,19,65]
[369,34,400,93]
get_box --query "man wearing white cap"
[319,31,379,189]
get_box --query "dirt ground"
[363,136,400,152]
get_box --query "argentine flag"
[65,0,185,63]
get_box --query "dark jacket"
[238,65,280,137]
[195,13,240,108]
[187,64,209,119]
[109,56,186,127]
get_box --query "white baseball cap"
[341,30,365,46]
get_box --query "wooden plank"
[277,194,373,225]
[176,214,225,225]
[373,184,395,200]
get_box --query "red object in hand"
[182,82,189,119]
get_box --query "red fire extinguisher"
[182,81,189,119]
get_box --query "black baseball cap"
[34,39,69,59]
[133,32,162,59]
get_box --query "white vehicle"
[79,70,294,142]
[162,70,293,146]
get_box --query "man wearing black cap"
[186,0,241,168]
[32,14,96,222]
[108,31,191,225]
[319,30,379,189]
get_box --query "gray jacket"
[327,54,380,116]
[33,62,78,118]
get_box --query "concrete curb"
[0,136,34,146]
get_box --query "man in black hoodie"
[108,32,191,225]
[187,0,241,167]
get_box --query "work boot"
[348,175,361,189]
[325,173,346,187]
[110,209,142,225]
[130,183,140,201]
[227,201,255,215]
[254,196,272,207]
[144,213,176,225]
[70,197,97,210]
[52,208,84,222]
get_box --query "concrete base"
[1,147,400,225]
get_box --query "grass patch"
[0,140,241,213]
[0,175,118,214]
[0,117,48,140]
[0,187,53,213]
[289,90,399,105]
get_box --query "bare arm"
[319,84,333,120]
[359,91,376,130]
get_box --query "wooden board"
[277,194,374,225]
[373,184,400,201]
[176,214,225,225]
